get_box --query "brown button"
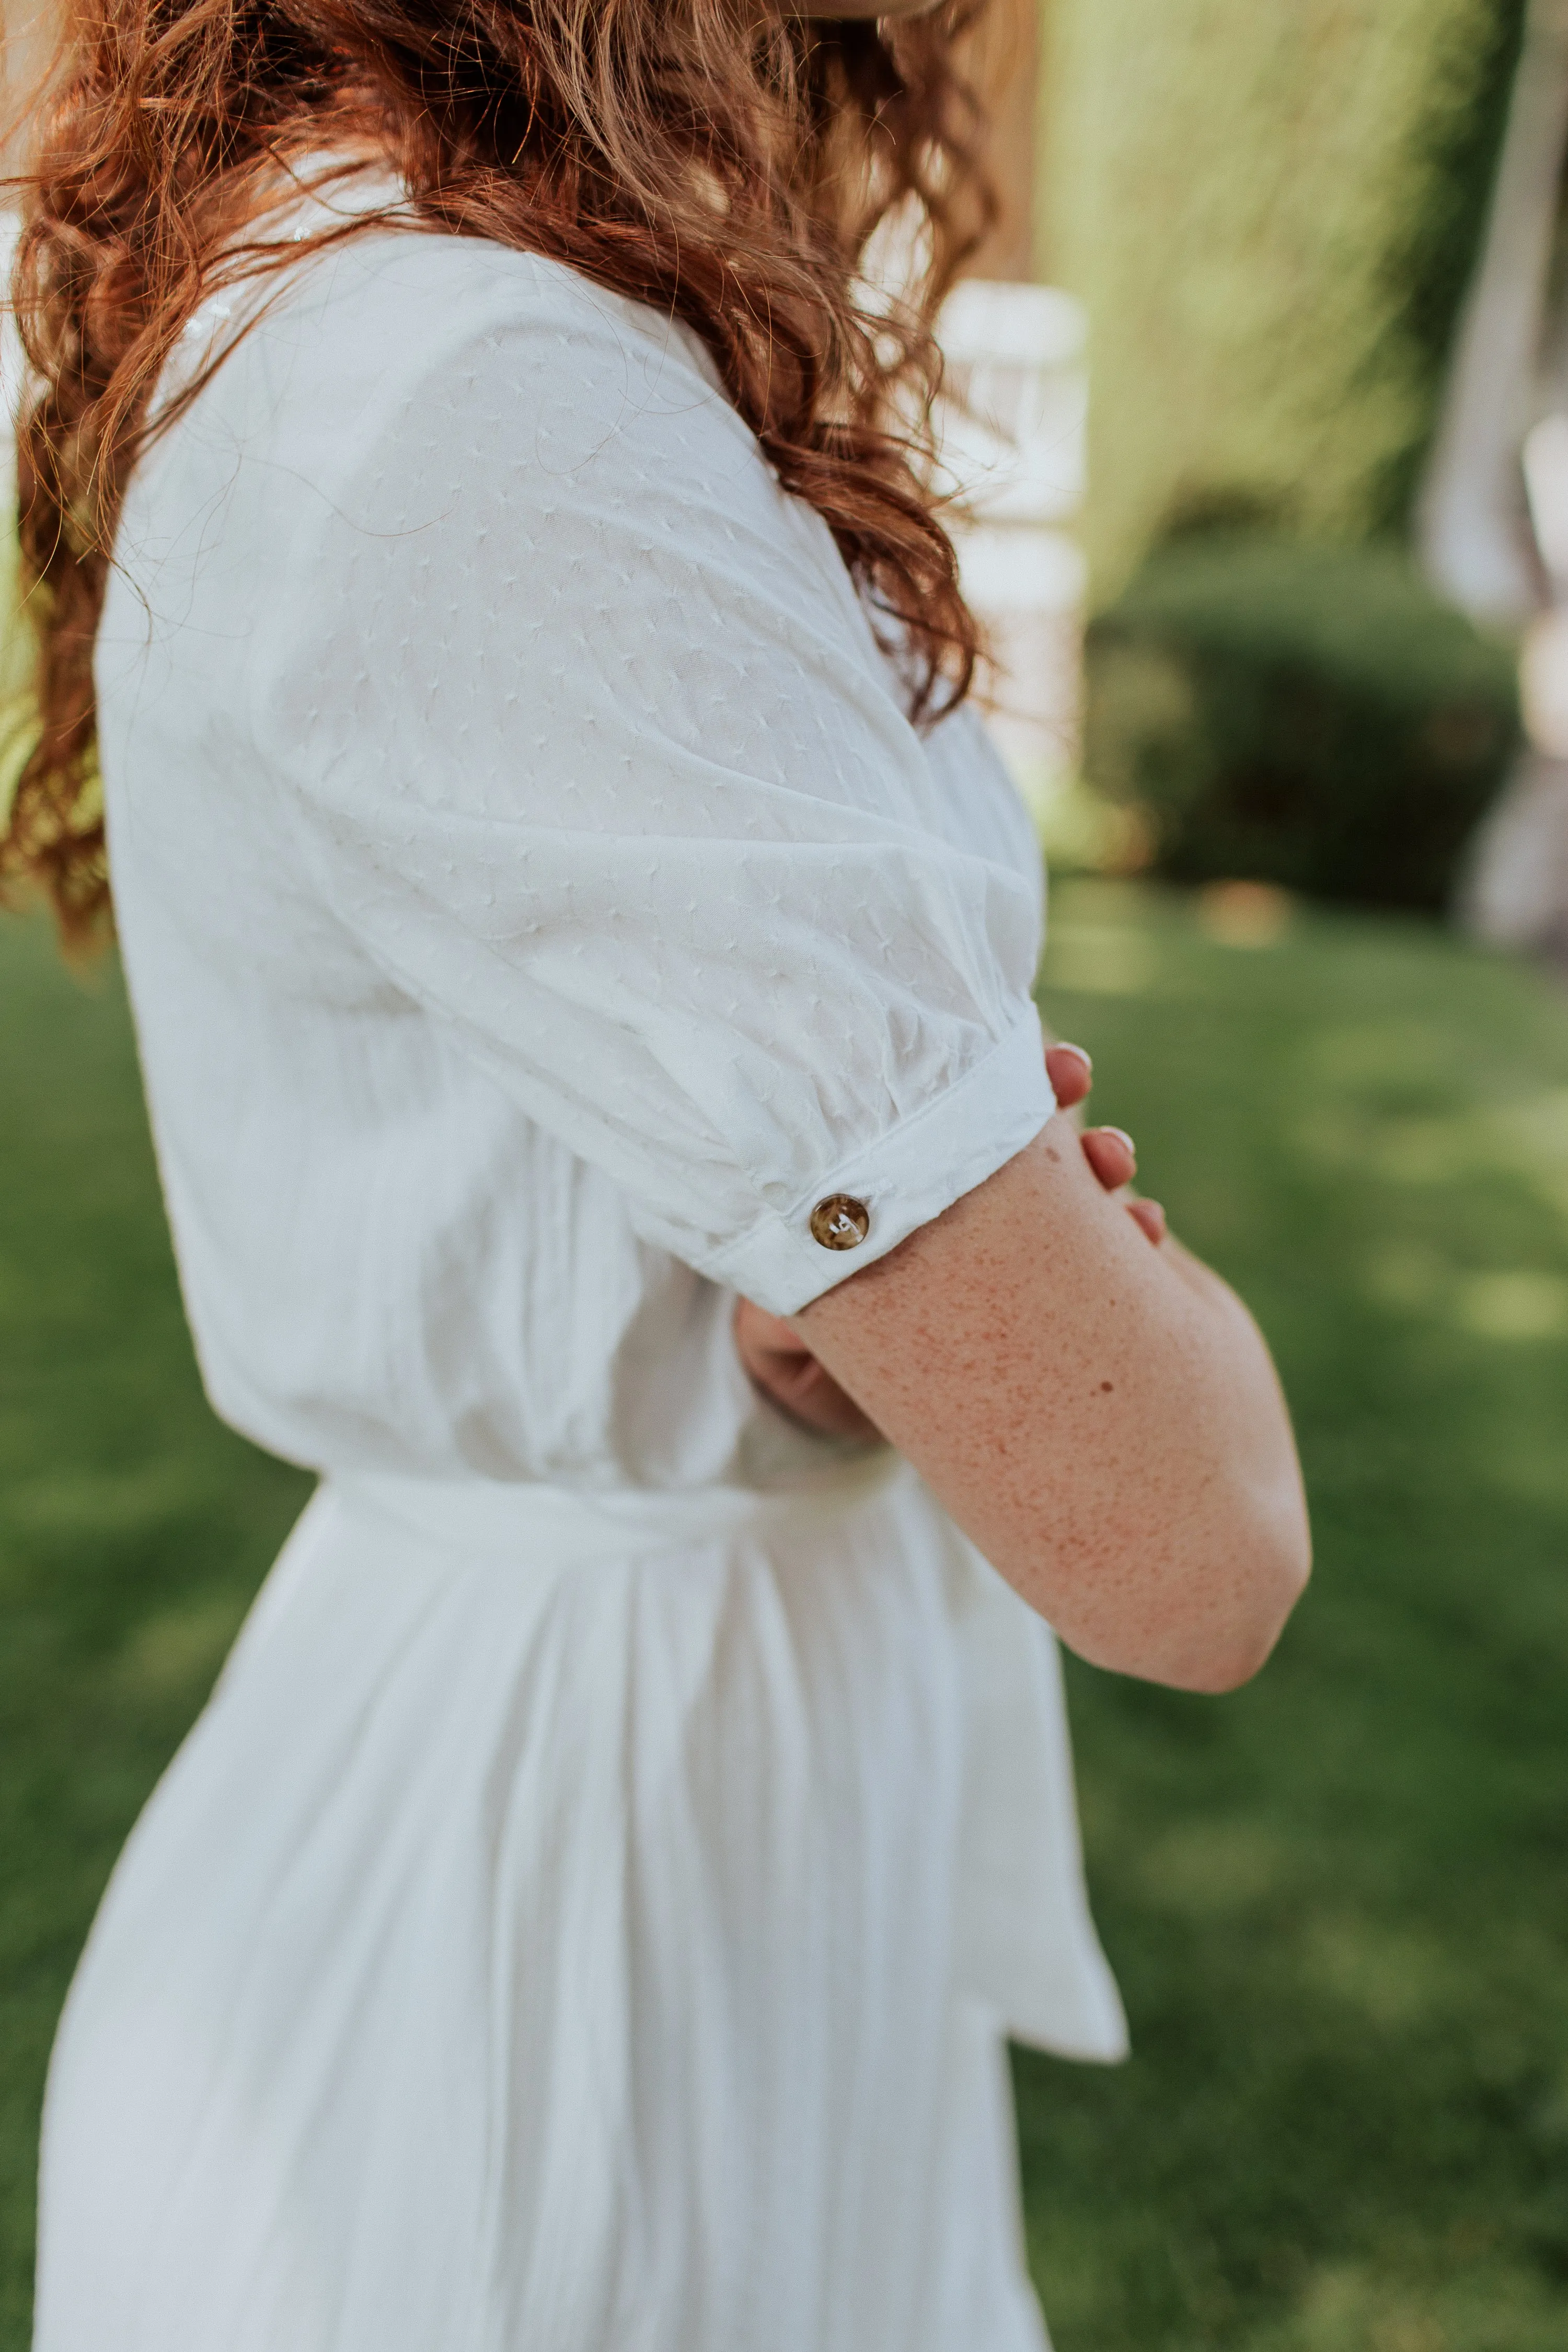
[810,1194,871,1251]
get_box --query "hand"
[734,1039,1165,1438]
[1045,1043,1167,1247]
[732,1294,886,1443]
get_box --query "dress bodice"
[97,203,1052,1489]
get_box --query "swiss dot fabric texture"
[103,214,1054,1385]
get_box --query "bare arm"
[791,1115,1309,1693]
[734,1043,1160,1438]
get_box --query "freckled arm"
[794,1117,1310,1693]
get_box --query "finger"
[1044,1042,1093,1110]
[780,1362,884,1444]
[1080,1124,1136,1193]
[733,1295,799,1352]
[760,1351,884,1443]
[1126,1197,1167,1245]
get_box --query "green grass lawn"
[2,877,1566,2349]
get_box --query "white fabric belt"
[328,1451,904,1572]
[324,1450,1128,2064]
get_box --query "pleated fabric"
[37,1469,1109,2350]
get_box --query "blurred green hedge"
[1083,533,1521,911]
[1041,0,1528,594]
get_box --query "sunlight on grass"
[5,1460,209,1542]
[1299,1916,1465,2031]
[1136,1819,1288,1916]
[1451,1272,1568,1342]
[1020,879,1568,2351]
[1042,920,1162,996]
[1294,1045,1568,1238]
[1258,2261,1568,2352]
[115,1593,252,1703]
[1361,1249,1568,1341]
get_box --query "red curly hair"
[2,0,995,937]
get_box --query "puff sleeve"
[250,250,1053,1315]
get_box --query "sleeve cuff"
[706,1009,1056,1317]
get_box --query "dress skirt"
[32,1459,1124,2352]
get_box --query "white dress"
[32,184,1126,2352]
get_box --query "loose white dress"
[32,184,1126,2352]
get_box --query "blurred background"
[3,3,1568,2348]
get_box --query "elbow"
[1065,1492,1311,1696]
[1169,1507,1312,1695]
[1013,1468,1313,1694]
[1177,1604,1300,1696]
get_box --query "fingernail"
[1101,1127,1135,1157]
[1056,1043,1092,1073]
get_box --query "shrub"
[1083,532,1521,912]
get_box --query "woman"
[4,0,1310,2343]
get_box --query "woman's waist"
[326,1446,909,1570]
